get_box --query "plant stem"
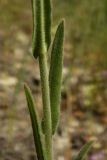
[35,0,52,159]
[39,52,52,160]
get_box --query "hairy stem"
[39,52,52,160]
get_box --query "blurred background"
[0,0,107,159]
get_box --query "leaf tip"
[59,19,65,31]
[24,83,28,91]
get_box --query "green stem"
[39,52,52,160]
[34,0,52,159]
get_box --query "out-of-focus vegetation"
[53,0,107,69]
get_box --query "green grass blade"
[74,141,94,160]
[49,20,64,134]
[31,0,46,58]
[43,0,52,49]
[24,84,46,160]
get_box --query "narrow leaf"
[49,20,64,134]
[74,141,94,160]
[31,0,46,58]
[24,84,46,160]
[43,0,52,49]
